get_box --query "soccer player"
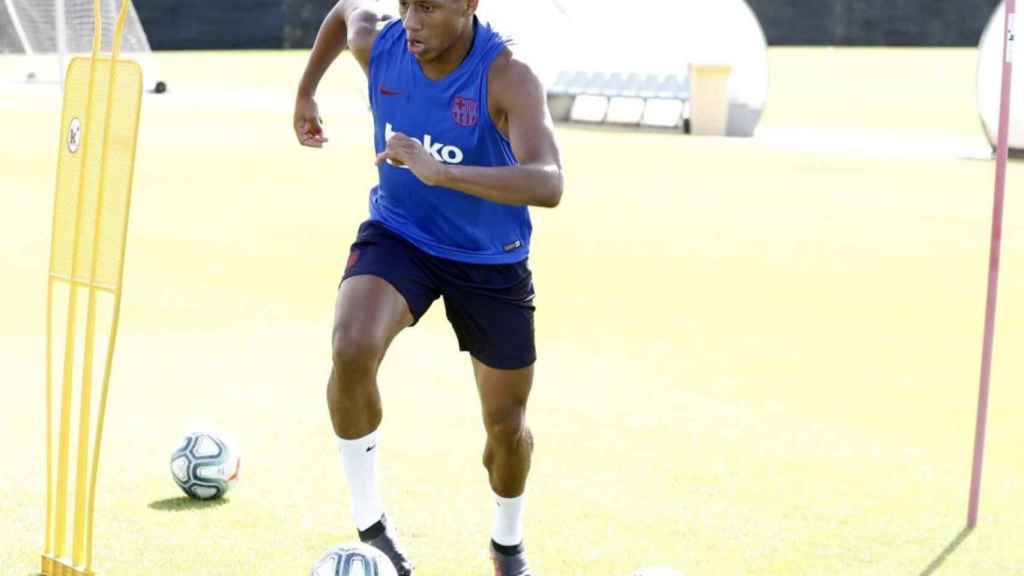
[293,1,563,574]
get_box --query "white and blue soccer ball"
[311,542,398,576]
[169,432,240,500]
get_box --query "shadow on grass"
[917,526,973,576]
[148,496,229,511]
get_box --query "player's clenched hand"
[294,95,328,148]
[375,132,446,186]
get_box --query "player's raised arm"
[294,0,383,148]
[375,53,564,208]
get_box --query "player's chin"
[410,45,435,61]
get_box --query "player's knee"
[484,407,529,447]
[331,326,385,378]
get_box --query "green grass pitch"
[1,48,1022,575]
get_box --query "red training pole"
[968,0,1016,529]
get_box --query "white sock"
[491,491,526,547]
[337,430,385,532]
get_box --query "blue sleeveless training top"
[367,17,531,264]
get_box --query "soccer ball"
[310,543,398,576]
[169,432,240,500]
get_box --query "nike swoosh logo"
[379,86,404,97]
[366,444,377,452]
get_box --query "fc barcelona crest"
[451,96,479,127]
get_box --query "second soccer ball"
[169,431,240,500]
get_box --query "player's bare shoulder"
[487,48,547,137]
[345,2,389,75]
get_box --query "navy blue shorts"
[341,220,536,370]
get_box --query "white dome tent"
[486,0,768,135]
[377,0,769,136]
[977,1,1023,154]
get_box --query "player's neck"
[420,21,475,81]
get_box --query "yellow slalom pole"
[73,0,123,564]
[70,288,97,568]
[83,0,137,570]
[43,0,143,571]
[85,291,125,572]
[53,267,78,566]
[43,278,54,573]
[53,0,103,568]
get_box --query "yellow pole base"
[41,555,96,576]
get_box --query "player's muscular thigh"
[333,275,412,370]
